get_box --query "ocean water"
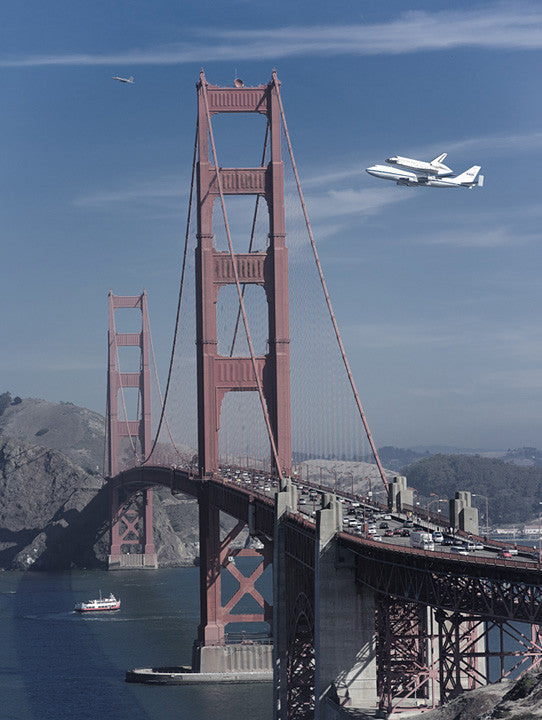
[0,567,272,720]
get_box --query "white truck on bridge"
[410,531,435,551]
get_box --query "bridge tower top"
[195,70,291,477]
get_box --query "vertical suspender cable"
[201,80,285,482]
[272,74,389,494]
[145,306,184,457]
[229,123,269,357]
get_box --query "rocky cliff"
[0,397,199,570]
[408,666,542,720]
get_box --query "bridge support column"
[194,482,272,674]
[108,483,158,570]
[273,478,298,720]
[315,494,377,719]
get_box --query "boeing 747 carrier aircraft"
[366,153,483,188]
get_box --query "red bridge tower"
[195,70,292,478]
[107,291,157,569]
[194,71,290,661]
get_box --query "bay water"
[0,567,272,720]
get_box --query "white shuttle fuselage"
[386,153,453,177]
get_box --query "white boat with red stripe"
[74,592,120,613]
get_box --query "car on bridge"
[451,544,468,555]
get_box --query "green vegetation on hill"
[378,446,428,472]
[402,454,542,526]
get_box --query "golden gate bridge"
[104,70,542,719]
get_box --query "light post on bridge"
[413,488,420,519]
[318,466,327,490]
[427,497,439,525]
[430,493,441,528]
[472,493,489,540]
[538,501,542,565]
[345,471,354,498]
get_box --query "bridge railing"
[225,632,273,645]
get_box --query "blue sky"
[3,1,542,451]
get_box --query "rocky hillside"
[0,396,199,570]
[0,397,105,473]
[408,666,542,720]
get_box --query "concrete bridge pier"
[193,482,273,676]
[315,495,377,719]
[273,478,298,720]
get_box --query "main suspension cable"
[141,121,199,465]
[272,71,389,493]
[201,80,285,482]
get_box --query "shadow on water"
[11,571,151,720]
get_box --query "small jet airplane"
[366,153,484,189]
[112,75,134,84]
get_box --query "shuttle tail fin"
[452,166,482,185]
[432,153,447,164]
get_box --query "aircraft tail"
[452,165,482,186]
[432,153,447,164]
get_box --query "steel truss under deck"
[348,537,542,714]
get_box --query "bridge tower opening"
[195,69,291,478]
[106,291,157,569]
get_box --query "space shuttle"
[386,153,453,177]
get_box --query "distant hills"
[398,453,542,527]
[378,444,542,472]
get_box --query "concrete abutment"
[315,495,377,719]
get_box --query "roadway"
[219,467,538,567]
